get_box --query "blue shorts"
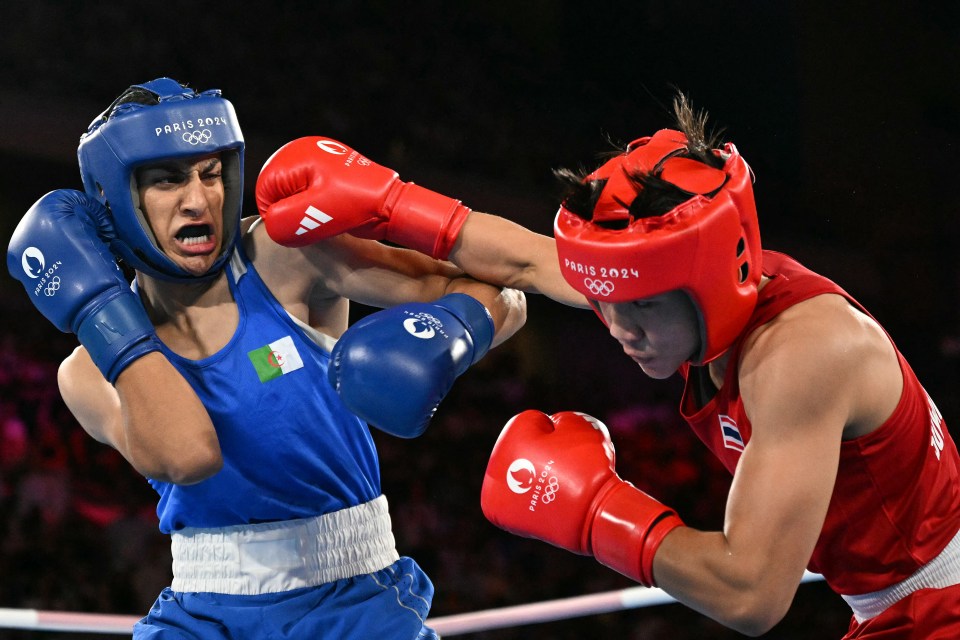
[133,557,437,639]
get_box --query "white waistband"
[842,528,960,622]
[170,496,399,595]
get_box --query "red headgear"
[554,129,761,364]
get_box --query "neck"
[700,274,772,389]
[136,269,230,324]
[706,351,730,390]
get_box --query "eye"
[159,173,185,184]
[145,172,185,188]
[137,166,183,187]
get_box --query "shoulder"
[240,216,323,282]
[241,215,369,274]
[59,345,95,392]
[739,293,901,436]
[752,293,892,369]
[749,294,869,353]
[59,345,115,404]
[58,345,82,387]
[238,215,382,310]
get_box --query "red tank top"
[680,251,960,595]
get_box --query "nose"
[179,172,209,216]
[608,320,643,345]
[602,305,643,344]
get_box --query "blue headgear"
[78,77,245,281]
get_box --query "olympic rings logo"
[182,129,213,145]
[44,276,61,297]
[540,476,560,504]
[583,278,615,297]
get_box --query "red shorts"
[843,584,960,639]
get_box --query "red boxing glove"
[255,136,470,259]
[481,410,683,587]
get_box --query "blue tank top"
[148,248,381,533]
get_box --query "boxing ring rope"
[0,572,825,636]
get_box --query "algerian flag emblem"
[247,336,304,383]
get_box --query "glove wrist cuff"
[76,290,161,383]
[386,183,471,259]
[592,482,683,587]
[433,293,494,364]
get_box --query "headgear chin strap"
[78,77,245,282]
[554,129,761,365]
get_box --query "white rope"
[0,609,139,633]
[431,571,825,635]
[0,572,825,636]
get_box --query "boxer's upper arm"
[59,346,124,448]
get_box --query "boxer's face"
[136,153,225,277]
[596,289,701,378]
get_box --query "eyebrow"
[198,157,222,172]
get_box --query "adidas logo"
[296,205,333,236]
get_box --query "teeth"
[180,235,211,246]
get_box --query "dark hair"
[96,81,190,127]
[112,87,161,109]
[556,92,726,226]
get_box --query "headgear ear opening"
[77,77,245,282]
[554,129,762,365]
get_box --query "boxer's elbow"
[724,600,790,637]
[128,437,223,485]
[165,449,223,486]
[715,580,795,636]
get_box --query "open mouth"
[176,224,214,247]
[174,224,217,256]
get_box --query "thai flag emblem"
[719,414,745,452]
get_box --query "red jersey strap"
[748,250,861,327]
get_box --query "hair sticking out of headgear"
[554,125,761,365]
[77,77,245,282]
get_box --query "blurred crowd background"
[1,1,958,638]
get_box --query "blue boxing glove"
[7,190,161,383]
[329,293,495,438]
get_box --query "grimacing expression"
[596,289,702,379]
[135,153,225,277]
